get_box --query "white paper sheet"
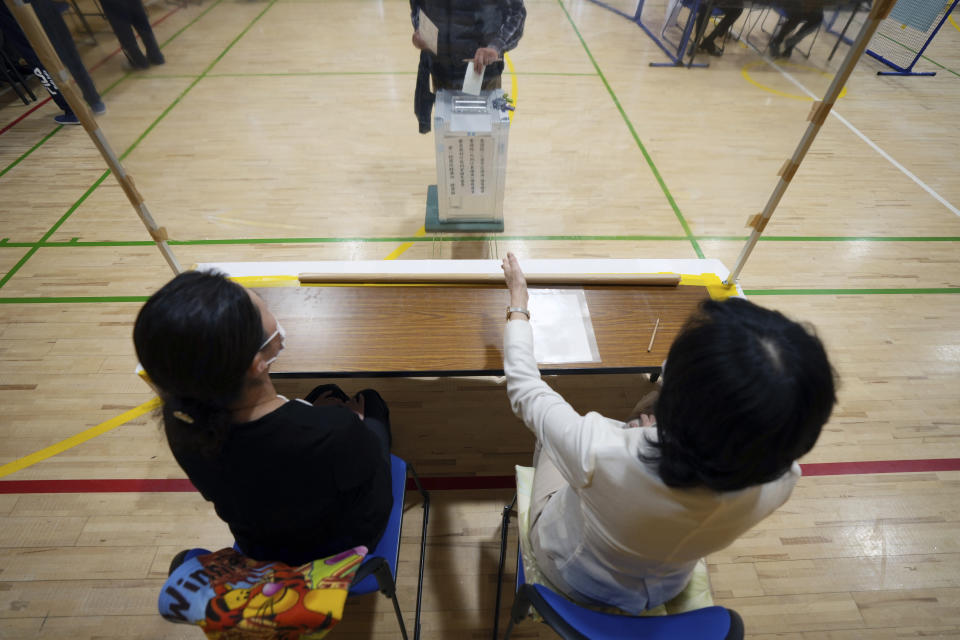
[461,61,483,96]
[528,289,601,364]
[417,9,438,54]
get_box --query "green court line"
[744,287,960,295]
[0,127,62,179]
[0,0,270,292]
[0,0,224,190]
[875,32,960,79]
[555,0,704,259]
[1,235,958,248]
[698,235,960,242]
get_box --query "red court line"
[2,459,959,494]
[0,5,181,137]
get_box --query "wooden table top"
[259,284,710,377]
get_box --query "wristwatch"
[506,306,530,320]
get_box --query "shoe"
[699,39,722,57]
[54,111,80,125]
[91,101,106,115]
[769,41,781,58]
[147,51,166,66]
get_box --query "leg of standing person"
[99,0,149,68]
[30,0,104,118]
[125,0,164,65]
[0,6,72,114]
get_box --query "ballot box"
[427,89,512,231]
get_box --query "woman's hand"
[501,252,529,310]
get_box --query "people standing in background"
[0,1,103,124]
[100,0,164,69]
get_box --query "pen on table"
[647,318,660,352]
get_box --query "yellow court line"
[0,397,162,479]
[741,60,849,101]
[505,51,518,123]
[950,14,959,32]
[383,225,427,260]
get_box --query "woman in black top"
[134,271,393,565]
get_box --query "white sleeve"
[503,319,602,488]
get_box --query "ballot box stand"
[425,89,512,233]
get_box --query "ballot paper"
[417,9,438,55]
[528,289,601,364]
[461,61,484,96]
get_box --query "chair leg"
[492,495,517,640]
[408,463,429,640]
[372,560,410,640]
[504,586,532,640]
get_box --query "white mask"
[259,321,286,366]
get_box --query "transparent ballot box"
[433,89,511,224]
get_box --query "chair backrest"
[159,546,366,639]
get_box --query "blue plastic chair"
[164,454,429,640]
[348,454,429,640]
[493,497,744,640]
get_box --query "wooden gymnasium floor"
[1,0,959,637]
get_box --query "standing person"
[500,253,836,613]
[133,271,394,565]
[0,2,102,124]
[31,0,105,123]
[410,0,526,132]
[100,0,164,70]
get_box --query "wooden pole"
[4,0,182,275]
[299,272,682,285]
[724,0,898,285]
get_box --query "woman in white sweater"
[500,253,835,613]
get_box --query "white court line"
[750,47,960,218]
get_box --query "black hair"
[646,297,836,492]
[133,271,265,457]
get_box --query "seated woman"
[500,253,835,613]
[134,271,394,566]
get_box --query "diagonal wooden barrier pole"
[5,0,181,275]
[724,0,898,285]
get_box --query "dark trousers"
[696,6,744,44]
[0,4,70,111]
[100,0,162,67]
[30,0,101,108]
[771,10,823,48]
